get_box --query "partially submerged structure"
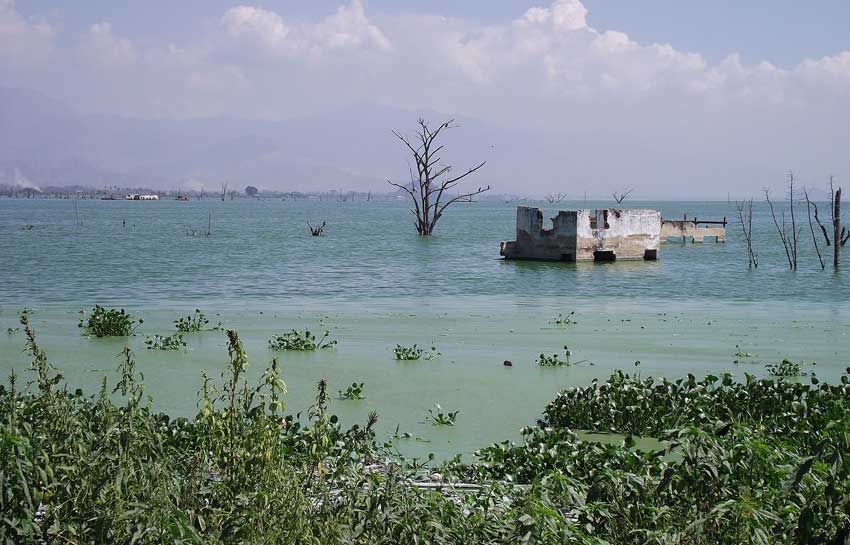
[660,216,726,243]
[500,206,661,262]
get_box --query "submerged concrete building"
[500,206,661,262]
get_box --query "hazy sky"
[2,0,849,195]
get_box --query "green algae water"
[1,198,848,458]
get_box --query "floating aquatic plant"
[78,305,141,337]
[426,404,459,426]
[175,309,220,332]
[536,346,573,367]
[338,382,365,400]
[268,329,336,351]
[550,311,577,326]
[393,344,439,361]
[765,358,807,377]
[144,333,186,350]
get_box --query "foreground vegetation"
[2,313,849,544]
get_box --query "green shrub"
[78,305,141,337]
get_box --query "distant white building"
[125,194,159,200]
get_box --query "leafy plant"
[175,309,221,332]
[338,382,365,400]
[550,311,577,326]
[393,344,439,360]
[6,327,18,335]
[536,345,572,366]
[144,333,187,350]
[268,329,337,350]
[426,404,459,426]
[78,305,141,337]
[765,358,806,377]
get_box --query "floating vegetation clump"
[536,346,572,366]
[550,311,577,326]
[765,358,807,377]
[268,329,336,350]
[78,305,141,337]
[393,344,439,360]
[144,333,187,350]
[426,404,459,426]
[338,382,365,400]
[175,309,221,332]
[6,327,19,335]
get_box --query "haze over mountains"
[0,85,845,199]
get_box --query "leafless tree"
[220,181,228,202]
[546,192,567,204]
[388,118,488,236]
[734,198,758,268]
[764,172,800,270]
[811,176,849,269]
[803,188,825,270]
[307,221,326,236]
[612,187,634,204]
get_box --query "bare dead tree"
[803,188,825,270]
[764,173,800,270]
[812,176,849,269]
[734,198,758,268]
[546,192,567,204]
[612,187,634,204]
[307,221,326,236]
[220,181,228,202]
[388,118,488,236]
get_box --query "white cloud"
[79,22,136,68]
[221,0,390,62]
[0,0,54,66]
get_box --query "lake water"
[1,198,848,459]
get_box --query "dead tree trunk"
[388,118,489,236]
[764,186,796,270]
[735,198,758,268]
[803,188,825,270]
[811,177,848,270]
[835,187,844,269]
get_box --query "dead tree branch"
[388,118,489,235]
[546,192,567,204]
[612,187,633,204]
[307,221,326,237]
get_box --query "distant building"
[500,206,661,262]
[125,194,159,200]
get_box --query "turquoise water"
[2,198,848,458]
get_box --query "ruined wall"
[500,206,579,261]
[581,209,662,260]
[501,206,661,262]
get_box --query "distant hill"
[1,86,821,199]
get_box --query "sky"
[2,0,849,195]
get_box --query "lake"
[1,197,848,458]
